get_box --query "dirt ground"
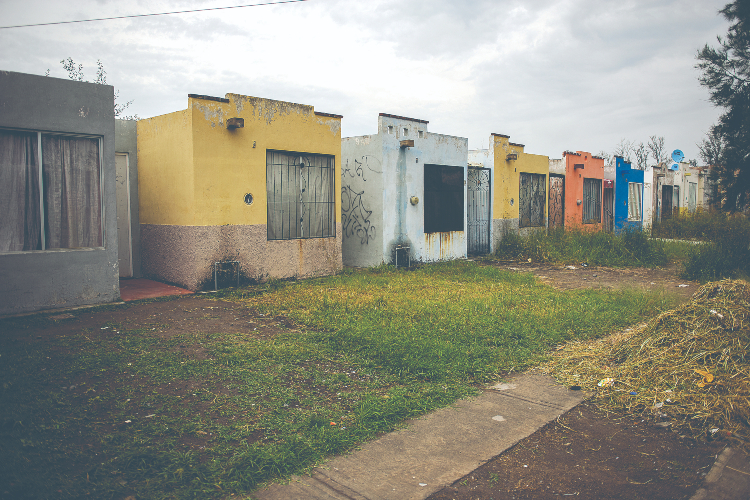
[484,260,699,300]
[427,262,726,500]
[427,401,727,500]
[4,264,719,499]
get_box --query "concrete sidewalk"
[254,374,587,500]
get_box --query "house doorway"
[602,181,614,232]
[548,175,564,230]
[115,153,133,277]
[661,185,674,220]
[467,167,491,255]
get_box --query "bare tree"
[613,138,634,163]
[647,136,669,166]
[54,58,137,119]
[596,150,612,166]
[633,142,649,170]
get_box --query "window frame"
[266,149,336,241]
[0,126,105,254]
[627,182,643,221]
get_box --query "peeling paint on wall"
[193,101,226,128]
[228,93,311,125]
[316,116,341,136]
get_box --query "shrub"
[493,227,667,268]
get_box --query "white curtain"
[0,131,42,251]
[42,135,102,248]
[628,182,642,221]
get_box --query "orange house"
[564,151,604,231]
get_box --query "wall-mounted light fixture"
[227,117,244,129]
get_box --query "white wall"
[341,114,468,266]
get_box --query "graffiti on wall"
[343,155,383,181]
[341,186,376,244]
[341,155,381,245]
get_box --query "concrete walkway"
[255,374,587,500]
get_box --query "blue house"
[614,156,644,233]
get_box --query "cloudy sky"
[0,0,731,161]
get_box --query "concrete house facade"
[0,70,119,315]
[469,134,549,250]
[562,151,605,230]
[613,156,644,233]
[341,113,468,267]
[137,93,343,290]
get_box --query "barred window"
[519,172,546,227]
[0,129,103,253]
[582,178,602,224]
[628,182,643,221]
[266,150,335,240]
[424,164,464,233]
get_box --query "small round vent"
[244,193,254,205]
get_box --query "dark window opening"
[424,164,464,233]
[582,178,602,224]
[519,172,546,227]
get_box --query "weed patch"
[0,262,675,498]
[493,227,668,268]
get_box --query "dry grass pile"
[545,279,750,440]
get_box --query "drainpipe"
[394,140,414,266]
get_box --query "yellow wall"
[137,109,195,225]
[492,135,549,220]
[138,94,342,227]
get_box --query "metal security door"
[661,185,673,219]
[467,167,491,255]
[602,186,614,232]
[548,175,564,229]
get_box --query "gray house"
[0,70,119,315]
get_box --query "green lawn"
[0,261,678,499]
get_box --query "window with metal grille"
[266,150,335,240]
[519,172,546,227]
[0,129,103,253]
[628,182,643,221]
[424,164,464,233]
[582,178,602,224]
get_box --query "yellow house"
[137,93,342,290]
[469,133,549,251]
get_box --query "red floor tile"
[119,278,193,302]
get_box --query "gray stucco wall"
[0,70,119,315]
[115,119,142,277]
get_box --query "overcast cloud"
[0,0,731,160]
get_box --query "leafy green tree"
[696,0,750,211]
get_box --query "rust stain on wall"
[424,231,459,261]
